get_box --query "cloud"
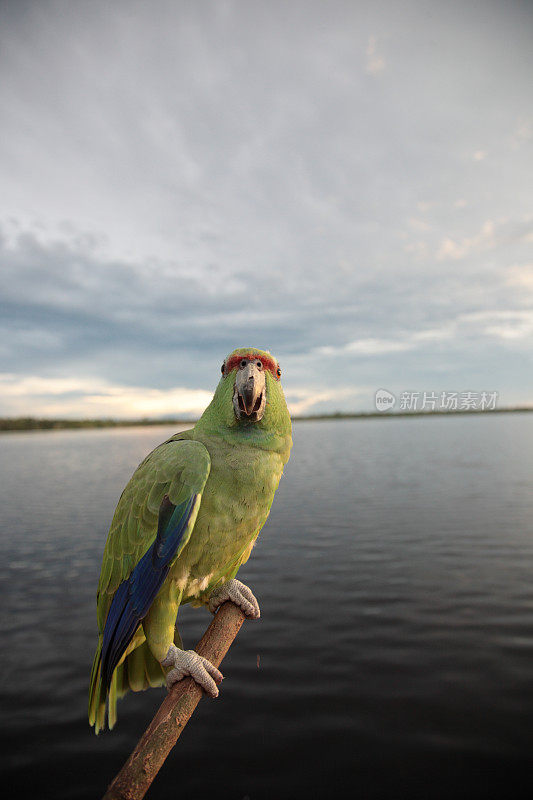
[408,217,431,232]
[1,212,532,416]
[403,240,428,258]
[436,220,496,260]
[365,36,386,75]
[510,119,532,149]
[0,373,213,418]
[459,310,533,342]
[1,1,533,412]
[284,386,364,416]
[316,310,532,364]
[505,264,533,290]
[0,370,367,419]
[318,338,414,357]
[436,217,533,261]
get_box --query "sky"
[0,0,532,418]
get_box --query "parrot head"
[195,347,291,446]
[221,348,281,422]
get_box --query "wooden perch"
[102,601,246,800]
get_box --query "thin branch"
[102,601,246,800]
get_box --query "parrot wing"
[95,437,211,689]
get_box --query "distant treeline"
[0,407,531,432]
[293,407,533,421]
[0,417,193,432]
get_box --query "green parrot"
[88,347,292,733]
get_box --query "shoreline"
[1,406,531,433]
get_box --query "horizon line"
[1,405,532,432]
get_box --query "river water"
[1,414,533,799]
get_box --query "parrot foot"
[208,578,260,619]
[161,644,223,698]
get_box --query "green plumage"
[89,348,292,732]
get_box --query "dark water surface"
[1,415,533,799]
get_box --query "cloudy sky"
[1,0,531,418]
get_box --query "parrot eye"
[240,359,247,368]
[277,367,282,378]
[256,360,262,369]
[221,362,225,374]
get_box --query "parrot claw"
[208,578,261,619]
[161,644,223,697]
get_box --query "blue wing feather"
[101,494,197,689]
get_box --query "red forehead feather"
[225,353,280,379]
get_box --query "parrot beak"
[233,360,266,421]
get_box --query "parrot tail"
[88,632,168,734]
[88,635,108,734]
